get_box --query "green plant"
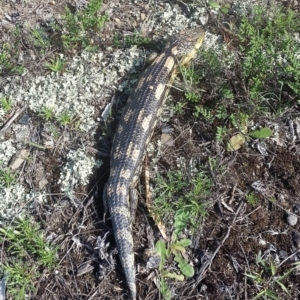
[193,106,213,121]
[181,65,203,85]
[229,112,248,133]
[30,27,50,50]
[185,91,201,103]
[249,127,273,139]
[244,251,295,300]
[3,262,37,300]
[0,27,24,76]
[215,105,228,120]
[45,57,65,72]
[0,169,16,187]
[154,171,186,219]
[112,33,122,48]
[159,278,172,300]
[246,191,259,206]
[219,84,234,100]
[179,5,300,151]
[154,169,211,232]
[216,126,227,142]
[239,6,300,110]
[209,1,231,14]
[57,111,73,126]
[155,235,194,299]
[171,101,187,114]
[125,33,153,48]
[0,47,23,76]
[0,217,57,299]
[61,0,108,51]
[0,96,13,111]
[39,106,55,120]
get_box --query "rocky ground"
[0,0,300,299]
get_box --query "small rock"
[77,260,93,277]
[199,15,208,25]
[9,149,30,170]
[293,204,300,214]
[286,213,298,226]
[144,249,160,269]
[161,133,174,146]
[292,232,300,248]
[39,177,48,190]
[278,250,288,259]
[18,114,31,125]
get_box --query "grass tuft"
[0,217,57,300]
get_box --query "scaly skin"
[103,28,205,300]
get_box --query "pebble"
[18,114,31,125]
[287,213,298,226]
[9,149,30,170]
[292,232,300,248]
[293,204,300,214]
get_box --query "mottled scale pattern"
[103,28,205,300]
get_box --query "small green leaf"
[244,273,258,280]
[178,259,194,277]
[275,280,289,294]
[249,128,273,138]
[176,239,192,247]
[209,1,220,9]
[174,253,194,277]
[162,271,185,281]
[171,245,186,254]
[155,240,166,256]
[160,279,172,300]
[277,269,293,281]
[174,209,190,235]
[220,7,229,14]
[173,253,182,264]
[265,290,280,300]
[181,263,194,277]
[155,240,166,271]
[253,290,267,300]
[270,261,276,276]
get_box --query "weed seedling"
[245,250,295,300]
[0,96,13,112]
[61,0,108,51]
[45,57,65,72]
[246,191,259,206]
[30,27,50,51]
[39,106,55,121]
[57,111,73,126]
[0,169,16,187]
[155,234,194,299]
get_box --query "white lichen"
[0,46,145,132]
[0,184,47,224]
[0,137,16,168]
[58,147,102,199]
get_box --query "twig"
[229,183,238,205]
[277,249,300,268]
[0,106,26,135]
